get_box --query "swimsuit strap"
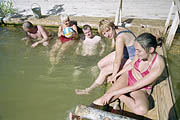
[117,29,136,38]
[134,53,158,76]
[147,53,158,70]
[134,59,141,73]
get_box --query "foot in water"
[69,112,81,120]
[75,89,89,95]
[48,65,55,75]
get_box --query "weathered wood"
[166,11,179,49]
[155,77,174,120]
[115,0,123,26]
[75,104,136,120]
[163,1,174,35]
[173,0,180,15]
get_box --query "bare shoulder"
[37,25,45,31]
[94,35,101,40]
[72,24,77,27]
[37,25,43,29]
[155,54,165,71]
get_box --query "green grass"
[0,0,17,17]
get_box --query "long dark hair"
[135,33,163,52]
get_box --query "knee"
[97,61,103,70]
[132,104,148,115]
[43,41,49,46]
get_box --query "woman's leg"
[55,40,74,64]
[49,40,62,65]
[93,72,128,105]
[97,51,115,70]
[119,90,149,115]
[75,64,113,95]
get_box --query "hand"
[107,75,112,82]
[31,42,39,48]
[107,75,116,84]
[101,92,114,105]
[75,89,90,95]
[21,37,29,41]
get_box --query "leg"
[75,63,113,95]
[48,40,62,74]
[55,40,74,64]
[97,51,115,70]
[93,72,128,105]
[119,90,149,115]
[49,40,62,65]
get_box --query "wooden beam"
[75,104,136,120]
[173,0,180,15]
[115,0,123,26]
[164,1,175,35]
[166,11,179,49]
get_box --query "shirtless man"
[75,24,105,56]
[22,21,50,48]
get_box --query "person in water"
[49,14,78,67]
[75,19,136,95]
[75,24,105,56]
[91,33,165,115]
[22,21,50,48]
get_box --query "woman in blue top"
[75,19,136,95]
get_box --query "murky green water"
[0,26,110,120]
[167,33,180,117]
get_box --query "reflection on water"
[0,27,110,120]
[167,33,180,116]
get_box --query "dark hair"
[135,33,163,52]
[22,21,33,29]
[82,24,92,31]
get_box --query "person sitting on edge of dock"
[91,33,165,115]
[75,19,136,95]
[75,24,105,56]
[69,33,165,120]
[49,14,78,73]
[22,21,50,48]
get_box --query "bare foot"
[75,89,89,95]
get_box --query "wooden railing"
[164,0,180,50]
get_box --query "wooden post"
[115,0,123,26]
[166,11,179,49]
[164,1,174,35]
[174,0,180,14]
[75,104,136,120]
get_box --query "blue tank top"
[117,29,136,60]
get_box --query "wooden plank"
[173,0,180,15]
[115,0,123,26]
[166,11,180,49]
[75,104,136,120]
[164,1,174,35]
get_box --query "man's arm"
[37,26,48,43]
[31,26,48,48]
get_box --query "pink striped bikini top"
[134,53,158,77]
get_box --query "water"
[167,33,180,117]
[0,26,110,120]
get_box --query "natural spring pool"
[0,26,110,120]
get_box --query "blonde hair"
[98,19,115,35]
[60,14,69,22]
